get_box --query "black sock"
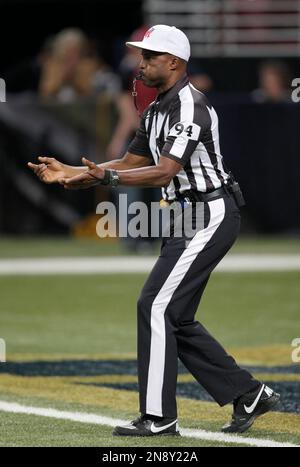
[144,414,164,421]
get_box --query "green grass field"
[0,237,299,447]
[0,234,300,258]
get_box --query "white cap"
[126,25,191,62]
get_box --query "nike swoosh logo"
[244,385,265,414]
[150,419,177,434]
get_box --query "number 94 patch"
[168,122,201,141]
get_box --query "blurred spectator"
[4,28,121,101]
[252,61,292,103]
[39,28,120,102]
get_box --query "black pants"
[137,194,259,418]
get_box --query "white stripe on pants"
[146,198,226,416]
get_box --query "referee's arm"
[98,152,152,171]
[115,156,182,187]
[28,152,152,185]
[60,154,181,190]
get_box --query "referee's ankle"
[144,413,163,421]
[144,413,176,421]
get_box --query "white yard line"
[0,401,298,448]
[0,255,300,275]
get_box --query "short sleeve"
[161,101,204,166]
[128,111,152,158]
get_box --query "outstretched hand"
[59,157,105,190]
[28,157,67,184]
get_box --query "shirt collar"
[155,74,189,113]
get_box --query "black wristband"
[101,170,111,185]
[101,169,119,187]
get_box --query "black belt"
[175,186,230,204]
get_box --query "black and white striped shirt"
[128,74,229,201]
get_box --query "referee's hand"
[59,157,105,190]
[28,156,67,184]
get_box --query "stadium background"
[0,0,299,448]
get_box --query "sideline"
[0,400,298,448]
[0,254,300,275]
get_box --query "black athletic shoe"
[222,384,280,433]
[113,415,180,437]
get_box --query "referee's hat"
[126,25,191,62]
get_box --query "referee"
[29,25,280,436]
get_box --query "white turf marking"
[0,401,298,448]
[0,254,300,275]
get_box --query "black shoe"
[222,384,280,433]
[113,415,180,437]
